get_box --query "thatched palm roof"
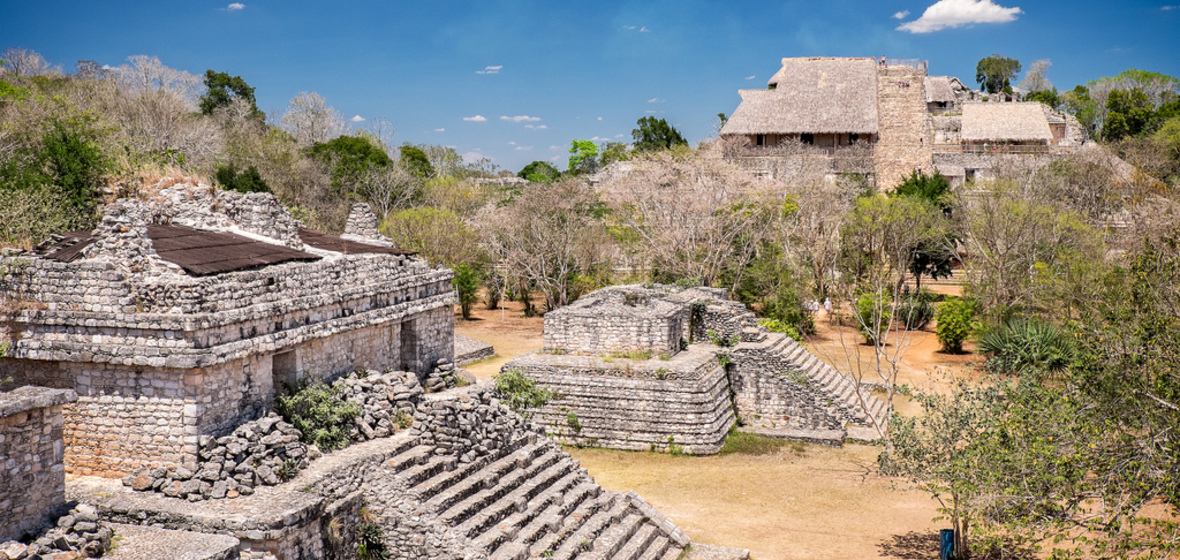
[961,102,1052,142]
[924,76,957,103]
[721,57,879,136]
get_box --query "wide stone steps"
[378,431,683,560]
[771,335,886,428]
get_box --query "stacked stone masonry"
[508,284,885,451]
[1,184,455,476]
[0,386,77,542]
[72,384,695,560]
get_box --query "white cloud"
[893,10,910,19]
[1163,5,1180,9]
[614,134,625,138]
[434,128,445,132]
[647,97,665,103]
[508,141,516,145]
[515,146,533,151]
[898,0,1021,33]
[524,124,548,129]
[549,145,562,151]
[476,65,502,75]
[461,151,485,163]
[501,115,542,122]
[597,117,603,121]
[622,25,651,32]
[745,75,756,80]
[227,2,245,10]
[349,115,365,123]
[589,136,611,142]
[645,110,659,114]
[463,115,487,122]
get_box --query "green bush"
[215,164,271,193]
[856,291,893,345]
[452,263,482,320]
[935,297,978,354]
[274,380,362,451]
[356,520,388,560]
[895,288,937,331]
[494,368,554,419]
[757,318,803,341]
[977,317,1076,378]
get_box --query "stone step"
[528,494,613,558]
[399,453,455,487]
[490,541,529,560]
[636,536,672,560]
[440,449,564,528]
[413,433,537,500]
[426,441,547,512]
[551,498,631,560]
[614,523,660,560]
[477,470,585,553]
[386,445,433,473]
[659,544,684,560]
[584,513,644,560]
[459,454,575,539]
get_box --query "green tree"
[631,116,688,152]
[599,141,631,166]
[310,135,393,194]
[398,144,434,178]
[567,139,599,175]
[452,263,482,320]
[1103,88,1155,141]
[199,69,261,118]
[215,164,271,193]
[40,119,108,212]
[380,206,484,267]
[975,55,1022,94]
[517,160,561,182]
[1024,87,1060,109]
[935,297,977,354]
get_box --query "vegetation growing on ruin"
[274,380,363,451]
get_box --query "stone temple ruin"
[0,184,746,560]
[506,284,887,451]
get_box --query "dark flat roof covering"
[147,225,321,276]
[35,225,412,276]
[298,228,415,256]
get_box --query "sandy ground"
[453,295,985,560]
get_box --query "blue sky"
[3,0,1179,172]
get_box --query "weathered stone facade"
[0,185,455,476]
[507,284,886,450]
[0,386,76,542]
[73,383,702,560]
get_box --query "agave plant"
[977,317,1076,378]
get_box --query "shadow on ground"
[878,531,940,560]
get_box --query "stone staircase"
[373,430,689,559]
[733,328,887,443]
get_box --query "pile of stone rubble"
[123,413,312,501]
[412,385,542,464]
[336,369,423,440]
[0,504,114,560]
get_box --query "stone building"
[0,185,455,477]
[506,285,886,452]
[0,386,76,542]
[720,56,1085,189]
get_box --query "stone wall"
[0,386,77,541]
[543,288,689,356]
[874,65,933,189]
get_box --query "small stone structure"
[0,386,76,542]
[0,184,454,477]
[506,284,887,450]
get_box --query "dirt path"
[452,296,981,559]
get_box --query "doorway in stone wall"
[399,319,418,373]
[273,349,298,394]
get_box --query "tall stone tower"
[874,62,933,189]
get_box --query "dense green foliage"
[214,164,270,193]
[517,160,561,182]
[976,54,1021,94]
[310,135,393,192]
[452,263,482,320]
[398,144,434,178]
[493,368,554,420]
[567,139,598,175]
[977,317,1076,378]
[199,69,261,118]
[856,290,892,345]
[274,380,362,451]
[631,116,687,152]
[935,297,977,354]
